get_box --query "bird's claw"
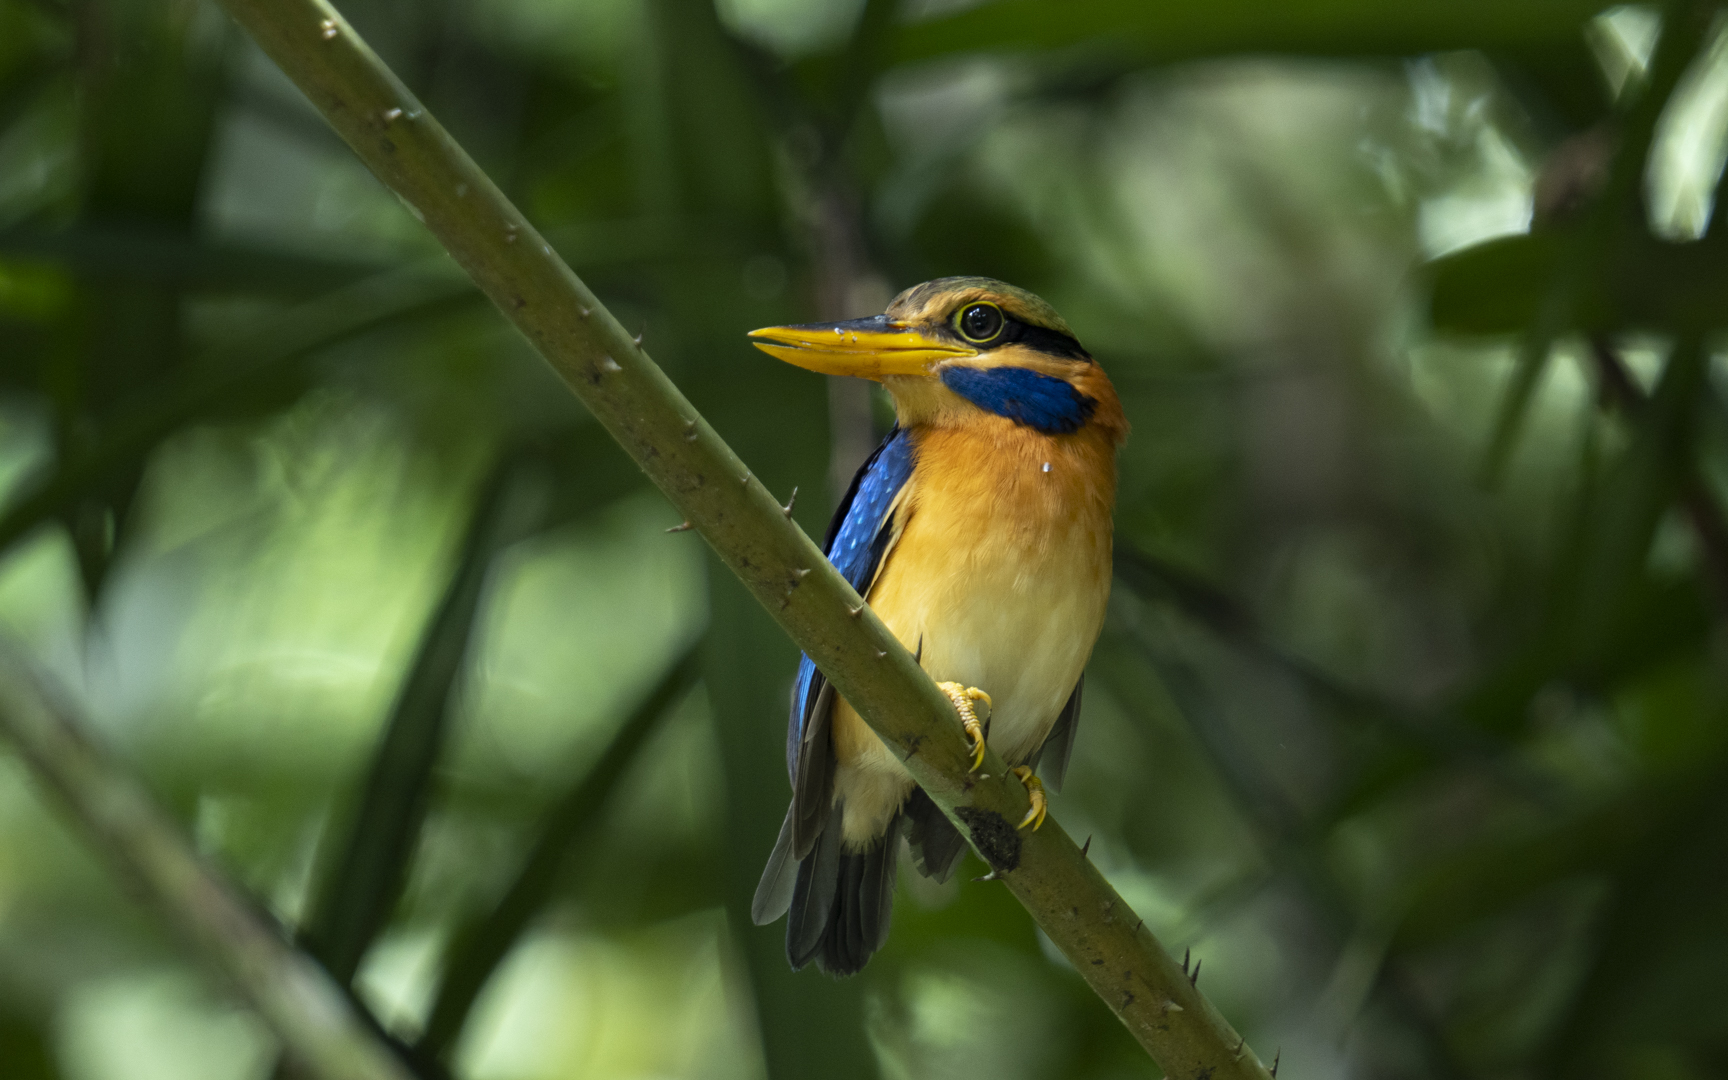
[937,681,992,772]
[1012,766,1047,830]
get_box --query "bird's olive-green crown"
[886,276,1078,340]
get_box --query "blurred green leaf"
[0,263,475,557]
[1396,786,1659,950]
[1547,771,1728,1074]
[891,0,1611,67]
[300,448,547,985]
[1427,232,1561,336]
[417,643,701,1062]
[0,1011,60,1080]
[1427,229,1728,337]
[1568,341,1707,662]
[0,225,387,293]
[8,0,1728,1075]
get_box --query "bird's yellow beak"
[748,316,975,380]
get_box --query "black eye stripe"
[945,306,1090,361]
[1010,320,1090,360]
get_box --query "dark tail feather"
[751,805,798,925]
[904,788,966,883]
[786,802,844,965]
[791,682,836,858]
[1033,678,1084,794]
[786,806,902,976]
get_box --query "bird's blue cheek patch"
[940,365,1097,435]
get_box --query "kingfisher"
[745,277,1127,975]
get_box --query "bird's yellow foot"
[936,681,992,772]
[1012,766,1047,830]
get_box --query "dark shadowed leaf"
[300,449,547,984]
[416,643,702,1061]
[891,0,1611,67]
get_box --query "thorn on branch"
[319,18,338,37]
[1189,959,1201,987]
[781,487,798,518]
[633,332,643,346]
[1182,947,1190,975]
[684,420,698,442]
[913,634,923,663]
[1271,1048,1281,1077]
[666,521,694,533]
[1080,834,1091,858]
[847,604,864,618]
[875,650,887,659]
[382,107,402,123]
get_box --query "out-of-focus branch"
[1587,335,1728,610]
[0,640,415,1080]
[209,0,1272,1072]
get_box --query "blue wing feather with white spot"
[783,426,915,858]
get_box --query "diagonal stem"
[188,0,1273,1072]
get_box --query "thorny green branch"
[207,0,1273,1074]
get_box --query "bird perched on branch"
[746,277,1127,975]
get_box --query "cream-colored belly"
[830,462,1111,848]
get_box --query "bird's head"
[749,277,1125,442]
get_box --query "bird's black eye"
[955,302,1005,344]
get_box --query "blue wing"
[783,426,915,855]
[789,425,915,775]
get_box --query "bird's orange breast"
[828,409,1120,846]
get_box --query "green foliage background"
[1,0,1726,1078]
